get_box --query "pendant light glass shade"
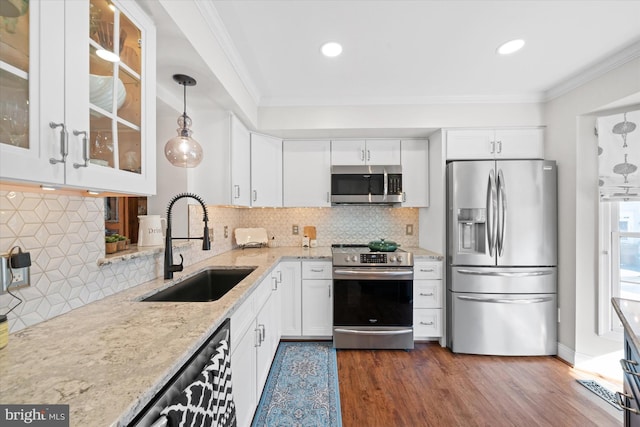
[164,74,203,168]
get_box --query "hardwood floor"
[337,343,622,427]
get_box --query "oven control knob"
[351,255,358,262]
[344,256,351,262]
[397,255,403,263]
[390,256,397,263]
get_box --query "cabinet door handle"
[253,190,257,202]
[402,192,406,202]
[49,122,68,164]
[277,270,282,283]
[489,140,495,154]
[72,130,89,168]
[360,149,365,162]
[310,268,324,272]
[420,321,434,326]
[367,150,371,162]
[419,292,434,297]
[254,327,261,347]
[420,268,435,273]
[234,185,240,199]
[259,324,266,343]
[496,140,502,154]
[616,391,640,414]
[328,284,331,298]
[326,192,330,203]
[271,276,278,290]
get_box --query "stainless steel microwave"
[330,165,403,205]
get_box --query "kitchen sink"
[141,267,256,302]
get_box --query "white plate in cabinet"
[414,280,442,309]
[302,261,332,279]
[414,309,443,338]
[414,261,442,280]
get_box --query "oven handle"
[333,268,414,280]
[334,328,413,336]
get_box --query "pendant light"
[164,74,204,168]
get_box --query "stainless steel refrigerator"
[446,160,557,356]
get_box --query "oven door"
[333,267,414,349]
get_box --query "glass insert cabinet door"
[88,0,142,174]
[0,0,30,150]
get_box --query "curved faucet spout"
[164,193,211,279]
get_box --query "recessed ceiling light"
[321,42,343,58]
[497,39,525,55]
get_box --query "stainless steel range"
[331,244,414,350]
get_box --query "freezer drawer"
[449,291,557,356]
[449,266,556,294]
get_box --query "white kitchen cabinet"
[230,272,281,427]
[302,261,333,336]
[0,0,156,195]
[413,260,444,339]
[331,139,401,165]
[230,113,251,206]
[446,128,544,160]
[283,140,331,207]
[400,139,429,207]
[250,132,283,207]
[278,261,303,337]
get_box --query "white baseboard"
[557,342,576,365]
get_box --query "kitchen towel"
[160,339,237,427]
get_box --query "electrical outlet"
[0,255,30,294]
[406,224,414,235]
[292,225,299,235]
[224,226,229,239]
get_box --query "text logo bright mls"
[1,405,69,426]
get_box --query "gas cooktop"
[331,244,413,267]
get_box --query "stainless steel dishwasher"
[128,318,234,427]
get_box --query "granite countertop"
[0,246,442,426]
[612,297,640,353]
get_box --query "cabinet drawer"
[414,261,442,279]
[414,309,442,338]
[414,280,442,308]
[254,275,274,312]
[302,261,332,279]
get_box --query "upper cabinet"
[0,0,156,195]
[401,139,429,207]
[230,113,251,206]
[283,140,331,207]
[445,128,544,160]
[250,132,282,207]
[331,139,401,165]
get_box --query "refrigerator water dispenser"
[457,208,486,254]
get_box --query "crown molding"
[259,93,545,107]
[544,39,640,102]
[195,1,262,107]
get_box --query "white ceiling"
[210,0,640,107]
[139,0,640,124]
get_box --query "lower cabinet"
[279,260,333,338]
[231,273,281,427]
[413,260,444,340]
[301,261,333,337]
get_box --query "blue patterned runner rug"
[251,341,342,427]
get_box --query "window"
[599,201,640,335]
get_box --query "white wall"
[544,57,640,363]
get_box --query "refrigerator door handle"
[486,169,497,256]
[457,295,554,304]
[497,168,506,257]
[457,269,553,277]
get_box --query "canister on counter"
[0,315,8,349]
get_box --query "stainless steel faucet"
[164,193,211,279]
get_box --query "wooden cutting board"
[303,226,316,240]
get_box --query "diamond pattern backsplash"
[1,190,418,332]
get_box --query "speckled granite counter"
[613,297,640,353]
[0,246,331,426]
[0,245,441,426]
